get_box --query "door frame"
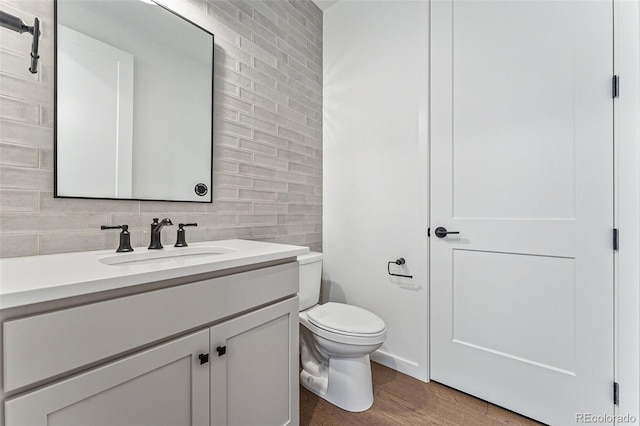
[614,0,640,421]
[426,0,640,421]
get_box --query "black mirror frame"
[53,0,215,203]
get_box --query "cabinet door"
[210,297,299,426]
[5,330,209,426]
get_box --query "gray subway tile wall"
[0,0,322,257]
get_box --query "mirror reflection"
[55,0,214,202]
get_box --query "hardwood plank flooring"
[300,362,543,426]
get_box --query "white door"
[5,330,210,426]
[430,1,614,424]
[57,25,134,198]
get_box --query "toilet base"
[300,354,374,412]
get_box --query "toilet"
[297,252,386,412]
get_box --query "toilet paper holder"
[387,258,413,279]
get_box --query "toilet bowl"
[297,253,386,412]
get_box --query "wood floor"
[300,362,542,426]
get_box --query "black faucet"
[148,218,173,249]
[175,223,198,247]
[101,224,134,253]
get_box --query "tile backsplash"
[0,0,322,257]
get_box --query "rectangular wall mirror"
[55,0,214,203]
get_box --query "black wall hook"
[388,258,413,279]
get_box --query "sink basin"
[99,246,236,266]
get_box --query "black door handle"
[434,227,460,239]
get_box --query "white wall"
[323,0,429,380]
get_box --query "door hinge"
[216,345,226,357]
[427,227,430,237]
[612,75,620,98]
[613,228,619,251]
[614,382,619,405]
[198,353,209,365]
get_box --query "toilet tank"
[297,252,323,311]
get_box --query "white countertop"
[0,239,309,309]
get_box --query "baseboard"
[371,349,428,382]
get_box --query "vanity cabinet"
[2,261,300,426]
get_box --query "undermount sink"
[98,246,237,266]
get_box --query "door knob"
[434,227,460,238]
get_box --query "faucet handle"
[175,223,197,247]
[101,224,134,253]
[101,225,124,230]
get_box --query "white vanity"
[0,239,308,426]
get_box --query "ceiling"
[312,0,340,12]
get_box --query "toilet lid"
[307,303,385,335]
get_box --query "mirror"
[54,0,214,202]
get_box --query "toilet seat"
[307,303,385,336]
[300,303,386,346]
